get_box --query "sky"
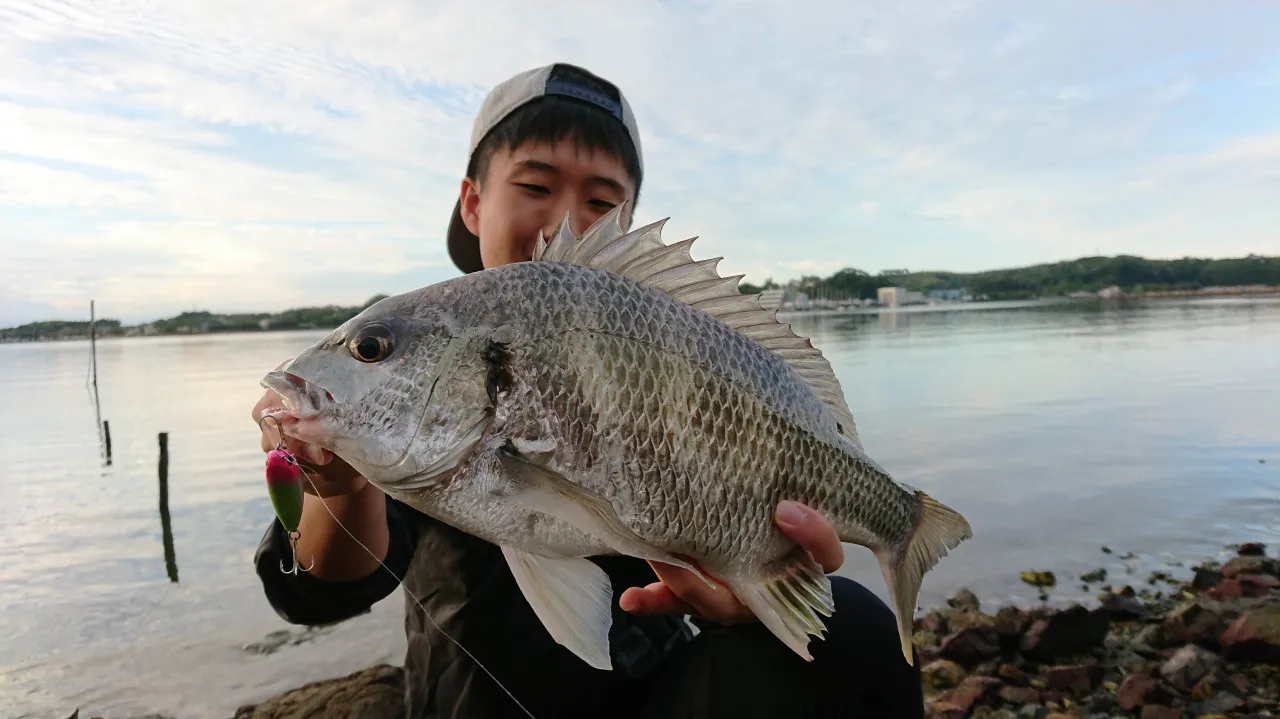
[1,0,1278,326]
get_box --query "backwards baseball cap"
[446,62,644,274]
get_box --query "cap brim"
[446,200,484,274]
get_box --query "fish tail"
[874,491,972,667]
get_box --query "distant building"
[877,286,926,307]
[1098,285,1122,299]
[926,288,969,303]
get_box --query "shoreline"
[211,540,1280,718]
[7,289,1279,345]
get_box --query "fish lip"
[261,370,333,421]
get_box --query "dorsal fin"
[531,202,863,449]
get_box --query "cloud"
[0,0,1277,325]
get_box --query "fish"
[260,203,972,670]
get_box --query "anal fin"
[501,547,615,671]
[723,545,835,662]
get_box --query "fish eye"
[348,324,395,363]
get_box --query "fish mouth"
[261,370,334,422]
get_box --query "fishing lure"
[261,415,313,575]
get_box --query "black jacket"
[255,495,695,718]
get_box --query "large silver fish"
[261,203,972,670]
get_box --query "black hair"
[465,95,643,206]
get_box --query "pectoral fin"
[501,547,615,671]
[498,446,717,588]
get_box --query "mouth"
[261,370,334,421]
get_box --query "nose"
[540,196,593,242]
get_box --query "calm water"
[2,297,1278,718]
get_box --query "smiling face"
[459,140,638,269]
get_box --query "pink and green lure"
[265,447,313,575]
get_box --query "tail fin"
[875,491,972,666]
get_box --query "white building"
[877,286,926,307]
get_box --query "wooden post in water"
[158,432,179,583]
[90,300,107,464]
[102,420,112,466]
[90,300,98,400]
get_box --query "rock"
[1191,691,1246,714]
[1208,573,1280,600]
[993,606,1033,653]
[1099,591,1149,620]
[948,588,981,613]
[1019,605,1110,662]
[1080,568,1107,583]
[1139,706,1179,719]
[1021,570,1056,588]
[971,709,1018,719]
[1158,599,1229,648]
[940,626,1002,665]
[998,685,1040,704]
[1158,643,1219,691]
[949,611,996,633]
[1221,555,1276,578]
[914,630,940,651]
[917,609,951,635]
[997,663,1027,683]
[1129,623,1165,658]
[1219,604,1280,663]
[1192,566,1224,590]
[922,658,968,688]
[927,675,1002,716]
[1237,542,1266,557]
[1042,663,1100,692]
[1115,673,1175,711]
[233,664,404,719]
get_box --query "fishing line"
[290,462,539,719]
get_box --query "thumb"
[774,501,845,573]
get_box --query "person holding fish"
[251,62,947,718]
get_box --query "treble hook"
[258,412,288,451]
[281,530,315,575]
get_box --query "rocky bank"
[918,541,1280,718]
[69,542,1280,719]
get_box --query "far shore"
[6,286,1278,346]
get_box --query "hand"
[252,359,368,498]
[618,500,845,626]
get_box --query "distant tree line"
[6,254,1278,342]
[0,295,390,342]
[739,254,1280,301]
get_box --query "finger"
[285,436,330,465]
[619,582,694,617]
[647,562,750,623]
[775,500,846,573]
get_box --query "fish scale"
[262,202,972,672]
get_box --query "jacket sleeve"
[254,495,419,626]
